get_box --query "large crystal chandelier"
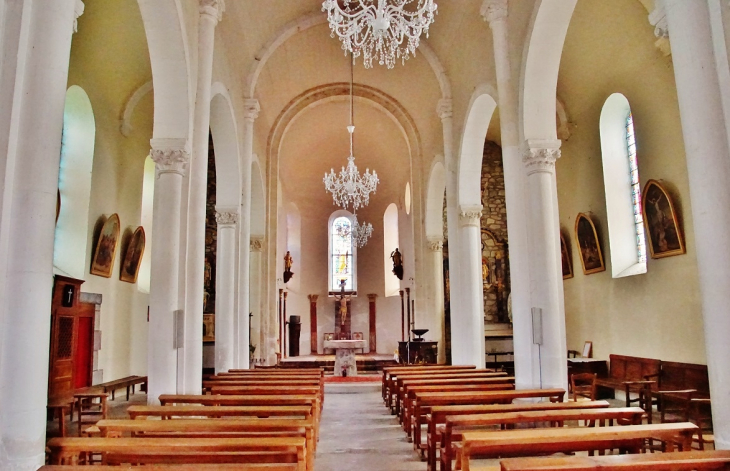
[323,56,379,212]
[322,0,438,69]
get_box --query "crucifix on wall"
[334,279,352,339]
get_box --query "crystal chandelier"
[336,214,374,248]
[323,56,379,211]
[322,0,438,69]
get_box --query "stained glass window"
[331,216,353,290]
[626,112,647,264]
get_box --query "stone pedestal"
[323,340,366,376]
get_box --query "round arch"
[457,89,498,207]
[425,160,446,239]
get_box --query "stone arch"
[425,160,446,239]
[244,11,451,100]
[457,86,498,207]
[210,87,241,209]
[136,0,191,139]
[521,0,577,141]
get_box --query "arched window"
[137,155,155,293]
[53,85,95,280]
[383,203,400,296]
[329,210,356,291]
[599,93,647,277]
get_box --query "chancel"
[0,0,729,469]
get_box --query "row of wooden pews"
[42,367,324,471]
[381,364,724,471]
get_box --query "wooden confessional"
[48,275,95,397]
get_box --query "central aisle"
[315,383,425,471]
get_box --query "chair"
[691,398,714,450]
[570,373,596,401]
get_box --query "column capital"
[244,99,261,121]
[459,205,483,227]
[283,291,288,299]
[480,0,507,25]
[250,236,264,252]
[437,99,453,120]
[399,290,404,298]
[200,0,225,23]
[215,210,239,227]
[522,139,561,175]
[648,1,671,56]
[73,0,85,33]
[427,237,444,252]
[367,293,378,301]
[308,294,319,302]
[150,138,190,176]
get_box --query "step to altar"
[279,354,397,373]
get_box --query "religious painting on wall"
[90,213,120,278]
[560,232,573,279]
[120,226,145,283]
[575,213,605,275]
[642,179,685,259]
[203,313,215,342]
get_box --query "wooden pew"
[440,407,645,471]
[203,379,321,395]
[498,450,730,471]
[392,372,511,413]
[96,418,315,471]
[40,465,299,471]
[382,366,477,402]
[208,386,322,421]
[127,405,313,421]
[46,436,307,470]
[207,374,325,402]
[401,383,516,432]
[385,368,484,408]
[97,375,148,401]
[424,400,611,471]
[456,423,698,471]
[410,389,565,445]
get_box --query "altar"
[322,339,367,376]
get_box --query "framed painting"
[120,226,146,283]
[90,213,120,278]
[574,213,605,275]
[560,232,573,280]
[642,179,685,259]
[203,313,215,342]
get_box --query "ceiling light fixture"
[336,214,374,248]
[322,0,437,69]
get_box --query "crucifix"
[336,279,352,327]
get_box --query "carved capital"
[200,0,225,22]
[437,99,453,120]
[648,2,671,56]
[250,237,264,252]
[522,139,561,175]
[399,290,404,298]
[459,205,483,227]
[427,237,444,252]
[283,291,288,299]
[367,293,378,301]
[243,99,261,121]
[150,138,190,176]
[215,210,238,226]
[481,0,507,24]
[73,0,85,33]
[308,294,319,302]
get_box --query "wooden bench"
[40,465,299,471]
[96,418,315,471]
[424,400,611,471]
[48,394,75,437]
[594,354,661,407]
[46,436,307,470]
[385,367,482,408]
[127,405,313,421]
[392,372,510,413]
[204,377,324,400]
[441,407,645,471]
[409,388,565,445]
[498,450,730,470]
[97,375,148,400]
[457,423,698,471]
[383,365,477,402]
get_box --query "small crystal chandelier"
[336,214,374,248]
[323,56,379,211]
[322,0,437,69]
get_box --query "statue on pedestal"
[283,251,294,283]
[391,248,404,280]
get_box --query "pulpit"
[322,339,366,376]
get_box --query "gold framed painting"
[90,213,120,278]
[642,179,685,259]
[574,213,605,275]
[560,232,573,279]
[120,226,145,283]
[203,313,215,342]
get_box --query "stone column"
[482,0,538,388]
[214,210,238,373]
[148,140,190,403]
[664,0,730,449]
[236,99,260,368]
[522,140,567,391]
[453,206,486,366]
[182,0,225,393]
[438,98,464,363]
[427,238,446,363]
[0,2,77,468]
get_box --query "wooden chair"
[570,372,597,401]
[691,398,714,450]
